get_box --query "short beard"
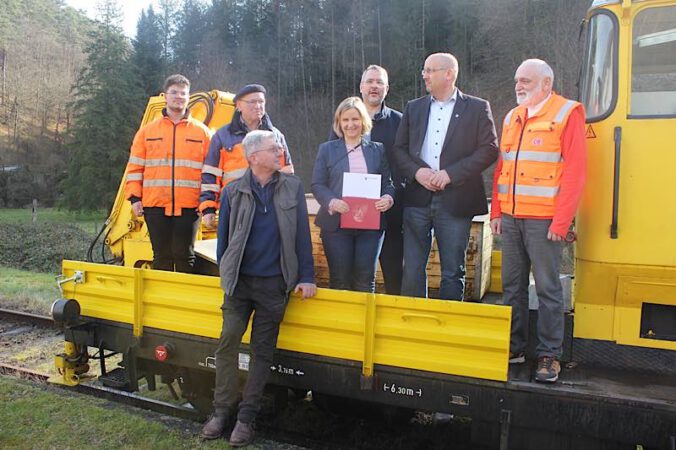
[363,95,383,107]
[168,107,186,117]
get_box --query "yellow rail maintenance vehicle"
[51,1,675,448]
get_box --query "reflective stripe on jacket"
[124,111,212,216]
[199,110,292,213]
[496,93,581,217]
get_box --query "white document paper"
[342,172,381,199]
[194,238,218,264]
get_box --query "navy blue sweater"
[216,173,314,284]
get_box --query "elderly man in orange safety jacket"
[490,59,586,384]
[199,84,294,228]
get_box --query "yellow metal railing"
[61,260,512,381]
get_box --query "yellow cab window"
[631,6,676,117]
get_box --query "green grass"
[0,207,107,234]
[0,375,238,449]
[0,267,59,314]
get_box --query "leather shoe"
[199,414,228,440]
[229,420,255,447]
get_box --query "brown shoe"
[535,356,561,383]
[229,420,255,447]
[199,414,228,440]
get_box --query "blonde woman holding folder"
[311,97,395,292]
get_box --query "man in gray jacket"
[200,130,316,446]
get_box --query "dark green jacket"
[218,169,314,296]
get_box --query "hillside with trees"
[1,0,591,211]
[0,0,94,207]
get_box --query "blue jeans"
[321,228,384,292]
[401,196,473,300]
[501,215,564,359]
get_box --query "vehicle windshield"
[580,12,617,121]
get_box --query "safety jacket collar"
[511,91,559,124]
[230,109,277,136]
[161,107,191,122]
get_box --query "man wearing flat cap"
[199,84,294,227]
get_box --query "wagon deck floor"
[508,361,676,406]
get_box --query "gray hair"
[520,59,555,83]
[361,65,389,85]
[243,130,276,158]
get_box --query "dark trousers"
[379,199,404,295]
[501,215,564,359]
[213,275,288,423]
[144,207,200,273]
[321,228,384,293]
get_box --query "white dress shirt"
[421,89,457,171]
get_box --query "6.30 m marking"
[383,382,423,398]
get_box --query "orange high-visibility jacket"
[199,111,292,213]
[125,111,212,216]
[496,93,582,217]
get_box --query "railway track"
[0,307,328,448]
[0,307,55,327]
[0,361,343,449]
[0,363,202,421]
[0,308,203,420]
[0,307,474,449]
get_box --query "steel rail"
[0,307,418,448]
[0,363,341,449]
[0,308,55,327]
[0,362,202,420]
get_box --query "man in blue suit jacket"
[391,53,498,300]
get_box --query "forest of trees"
[0,0,591,210]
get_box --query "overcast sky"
[64,0,158,38]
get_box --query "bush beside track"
[0,222,93,273]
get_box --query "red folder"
[340,197,380,230]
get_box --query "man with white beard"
[490,59,587,383]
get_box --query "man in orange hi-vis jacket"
[198,84,294,229]
[125,74,212,273]
[491,59,586,384]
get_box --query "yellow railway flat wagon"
[51,1,676,448]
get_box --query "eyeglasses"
[256,145,281,154]
[421,67,450,76]
[362,78,386,86]
[166,90,188,97]
[240,99,265,105]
